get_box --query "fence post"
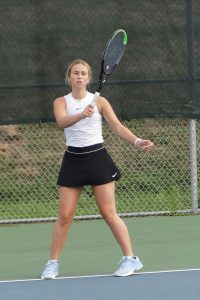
[189,119,198,212]
[186,0,198,212]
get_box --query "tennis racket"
[91,29,127,107]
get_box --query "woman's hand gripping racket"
[90,29,127,107]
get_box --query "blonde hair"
[65,59,92,86]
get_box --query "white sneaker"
[41,260,59,279]
[114,256,143,277]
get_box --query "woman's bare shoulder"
[53,96,65,107]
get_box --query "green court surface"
[0,215,200,280]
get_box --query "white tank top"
[64,92,104,147]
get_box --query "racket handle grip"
[91,92,100,107]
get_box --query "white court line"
[0,268,200,284]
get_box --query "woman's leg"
[50,186,83,260]
[92,181,134,256]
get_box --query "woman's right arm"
[53,97,83,129]
[53,97,95,129]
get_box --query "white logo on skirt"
[112,172,117,178]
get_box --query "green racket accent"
[123,31,128,45]
[113,29,127,45]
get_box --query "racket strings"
[104,32,125,74]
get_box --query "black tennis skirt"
[57,143,121,187]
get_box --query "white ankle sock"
[48,260,58,264]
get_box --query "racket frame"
[91,29,127,107]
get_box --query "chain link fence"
[0,1,200,223]
[0,119,199,223]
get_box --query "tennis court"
[1,215,200,299]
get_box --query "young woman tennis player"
[41,59,153,279]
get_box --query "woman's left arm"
[98,97,154,151]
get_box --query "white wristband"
[134,138,142,146]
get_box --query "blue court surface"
[1,269,200,300]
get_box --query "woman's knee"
[100,210,117,224]
[57,212,74,226]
